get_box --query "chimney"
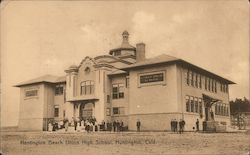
[136,43,146,62]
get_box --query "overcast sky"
[1,0,249,126]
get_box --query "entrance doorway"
[79,102,94,120]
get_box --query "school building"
[15,31,235,131]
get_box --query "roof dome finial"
[122,30,129,43]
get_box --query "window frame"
[54,105,59,117]
[80,80,94,95]
[112,83,125,99]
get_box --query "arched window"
[81,80,94,95]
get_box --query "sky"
[1,0,249,127]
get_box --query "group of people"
[170,119,186,134]
[49,117,127,133]
[49,117,204,133]
[103,120,125,132]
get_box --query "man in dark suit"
[113,120,116,132]
[196,119,199,131]
[136,120,141,132]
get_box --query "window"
[215,82,217,93]
[191,71,194,86]
[112,84,118,99]
[106,108,110,116]
[112,84,124,99]
[186,70,190,85]
[217,103,221,115]
[216,103,229,116]
[211,80,214,92]
[215,103,218,115]
[194,97,198,113]
[205,77,207,90]
[186,96,190,112]
[195,73,198,88]
[199,75,202,89]
[55,84,64,95]
[119,84,124,98]
[126,77,129,88]
[112,107,125,115]
[220,104,223,115]
[107,95,110,103]
[80,81,94,95]
[113,107,119,114]
[190,96,194,112]
[84,67,90,73]
[199,98,202,114]
[54,106,59,117]
[223,105,227,116]
[208,78,211,91]
[25,90,38,97]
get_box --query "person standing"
[170,119,174,132]
[182,119,186,133]
[120,120,124,132]
[48,122,53,132]
[210,110,214,120]
[174,119,178,133]
[113,120,116,132]
[74,118,78,131]
[136,120,141,132]
[196,119,199,132]
[116,120,120,132]
[64,118,69,132]
[179,119,182,134]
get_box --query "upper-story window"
[112,83,124,99]
[190,71,194,86]
[195,73,198,88]
[215,82,217,93]
[199,75,202,89]
[186,69,202,89]
[81,80,94,95]
[55,84,64,95]
[186,70,190,85]
[220,83,228,93]
[25,89,38,97]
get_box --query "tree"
[230,97,250,115]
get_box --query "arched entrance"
[79,102,94,120]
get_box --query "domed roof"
[122,30,129,36]
[69,64,78,69]
[109,30,135,54]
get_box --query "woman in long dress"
[48,122,53,132]
[64,118,69,132]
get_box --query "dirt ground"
[1,131,250,155]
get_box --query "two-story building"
[15,31,235,131]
